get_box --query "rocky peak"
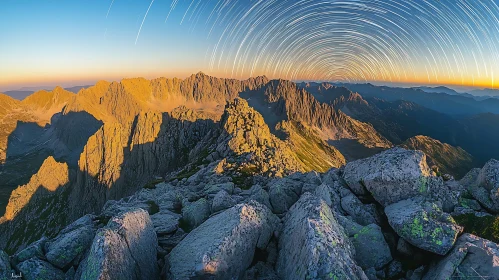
[21,87,74,111]
[2,157,69,221]
[0,93,21,113]
[217,98,302,176]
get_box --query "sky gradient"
[1,0,499,91]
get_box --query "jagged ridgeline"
[0,73,497,279]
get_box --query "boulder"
[45,223,96,269]
[304,171,322,186]
[276,193,367,280]
[248,185,272,210]
[79,208,158,280]
[341,194,379,226]
[211,190,236,213]
[101,199,156,218]
[268,178,301,214]
[470,159,499,213]
[423,234,499,280]
[17,257,65,280]
[476,159,499,192]
[385,198,462,255]
[168,201,279,280]
[343,148,434,206]
[181,198,210,230]
[150,210,180,235]
[429,180,460,213]
[202,182,235,196]
[337,215,364,237]
[11,238,46,266]
[350,224,392,270]
[313,184,333,207]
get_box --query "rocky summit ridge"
[0,73,497,279]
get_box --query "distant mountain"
[469,88,499,97]
[3,85,91,101]
[416,86,499,101]
[334,83,499,115]
[414,86,461,95]
[2,90,33,100]
[299,82,499,169]
[400,135,474,178]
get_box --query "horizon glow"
[1,0,499,91]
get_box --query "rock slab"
[168,201,279,280]
[343,148,433,206]
[385,198,462,255]
[78,208,158,280]
[276,193,367,280]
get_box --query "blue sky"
[0,0,210,90]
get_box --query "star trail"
[167,0,499,87]
[1,0,499,89]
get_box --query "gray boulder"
[79,208,158,280]
[248,185,272,210]
[12,238,46,266]
[17,258,65,280]
[181,198,211,230]
[276,193,367,280]
[423,233,499,280]
[460,168,480,188]
[341,194,379,226]
[314,184,333,206]
[470,159,499,213]
[168,201,279,280]
[350,224,392,270]
[150,210,180,235]
[202,182,235,196]
[304,171,322,186]
[211,190,236,213]
[101,199,156,218]
[45,224,96,269]
[385,198,462,255]
[343,148,434,206]
[337,215,364,237]
[268,178,301,214]
[429,179,460,213]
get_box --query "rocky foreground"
[1,147,498,279]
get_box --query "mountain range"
[1,73,499,279]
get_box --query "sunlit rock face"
[0,157,71,252]
[167,201,279,279]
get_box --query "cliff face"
[0,157,71,252]
[242,80,392,160]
